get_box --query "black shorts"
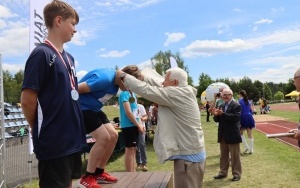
[38,152,82,188]
[82,110,110,134]
[122,126,138,147]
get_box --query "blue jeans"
[136,132,147,165]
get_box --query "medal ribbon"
[44,39,76,90]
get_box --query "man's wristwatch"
[120,72,126,82]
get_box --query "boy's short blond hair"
[43,0,79,28]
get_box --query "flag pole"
[28,0,49,185]
[1,54,8,188]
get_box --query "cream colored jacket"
[124,73,205,164]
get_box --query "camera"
[216,92,221,97]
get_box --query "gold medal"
[129,96,135,103]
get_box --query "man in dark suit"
[212,88,242,182]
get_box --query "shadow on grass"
[203,178,233,187]
[109,150,125,162]
[206,154,219,160]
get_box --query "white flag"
[29,0,49,52]
[28,0,49,154]
[170,56,178,68]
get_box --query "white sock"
[241,135,249,150]
[249,138,254,153]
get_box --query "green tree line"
[2,50,296,104]
[3,70,23,104]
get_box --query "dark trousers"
[206,111,210,122]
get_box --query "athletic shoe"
[79,175,102,188]
[94,172,118,184]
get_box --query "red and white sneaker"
[94,172,118,184]
[79,175,102,188]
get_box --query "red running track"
[256,120,299,149]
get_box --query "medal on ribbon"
[44,39,79,101]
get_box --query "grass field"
[23,105,300,188]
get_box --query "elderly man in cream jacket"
[116,67,206,188]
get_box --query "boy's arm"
[21,89,38,129]
[78,82,90,94]
[123,102,144,133]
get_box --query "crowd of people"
[20,1,300,188]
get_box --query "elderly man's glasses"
[222,94,232,96]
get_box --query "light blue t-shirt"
[79,69,119,111]
[167,151,206,163]
[119,91,139,128]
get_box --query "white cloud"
[164,32,186,46]
[0,5,17,18]
[181,39,251,57]
[217,24,230,35]
[221,62,296,84]
[76,70,88,81]
[95,0,164,11]
[249,63,297,83]
[271,7,284,14]
[137,59,152,69]
[0,19,6,29]
[96,2,112,7]
[70,30,88,46]
[2,63,25,74]
[233,8,241,13]
[181,28,300,57]
[99,50,130,58]
[246,56,299,66]
[254,18,273,24]
[240,56,300,83]
[0,23,29,57]
[252,26,258,31]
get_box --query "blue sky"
[1,0,300,85]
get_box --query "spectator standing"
[262,97,270,113]
[117,67,206,188]
[136,101,149,171]
[250,100,257,115]
[151,103,158,126]
[209,92,223,111]
[205,101,211,122]
[209,90,225,126]
[259,97,264,114]
[119,90,144,172]
[238,90,256,154]
[19,127,25,144]
[298,94,300,109]
[148,103,154,120]
[21,1,86,187]
[212,88,242,182]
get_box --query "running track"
[256,120,299,149]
